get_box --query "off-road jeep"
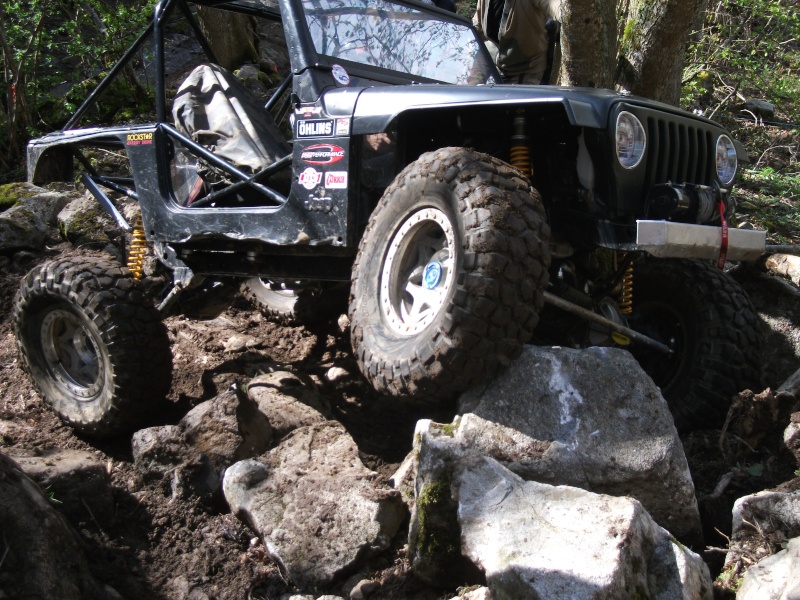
[15,0,767,436]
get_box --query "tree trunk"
[615,0,704,104]
[559,0,618,88]
[195,7,259,72]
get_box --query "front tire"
[13,253,172,436]
[631,258,762,431]
[349,147,551,399]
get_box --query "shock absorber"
[127,214,147,280]
[509,112,532,178]
[618,260,634,314]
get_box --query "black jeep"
[15,0,766,435]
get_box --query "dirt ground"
[0,245,461,600]
[1,246,799,599]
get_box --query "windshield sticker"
[298,167,323,190]
[336,118,350,136]
[325,171,348,189]
[332,64,350,86]
[301,144,345,165]
[297,119,335,138]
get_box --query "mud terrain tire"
[13,253,172,436]
[242,278,347,325]
[632,258,762,431]
[349,147,551,398]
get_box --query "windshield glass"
[302,0,495,84]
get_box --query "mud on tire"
[631,258,762,431]
[241,278,348,325]
[349,147,551,398]
[13,253,172,436]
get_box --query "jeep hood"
[320,84,720,135]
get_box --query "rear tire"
[241,278,347,325]
[13,253,172,436]
[349,147,551,399]
[631,258,762,431]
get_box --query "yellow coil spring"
[510,144,532,178]
[127,215,147,280]
[618,262,634,314]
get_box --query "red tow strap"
[717,199,729,269]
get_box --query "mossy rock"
[0,183,36,212]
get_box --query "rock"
[736,537,800,599]
[741,99,776,120]
[0,183,72,251]
[731,490,800,538]
[246,371,331,440]
[223,421,406,588]
[57,191,117,246]
[348,579,380,599]
[453,456,712,599]
[0,451,119,599]
[325,366,349,382]
[448,587,492,600]
[132,388,271,500]
[766,253,800,286]
[785,413,800,465]
[424,346,701,544]
[737,269,800,388]
[9,449,114,526]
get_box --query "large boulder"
[412,345,701,554]
[453,456,712,599]
[0,183,72,251]
[223,421,406,589]
[736,537,800,600]
[132,387,272,500]
[0,452,119,599]
[245,371,332,441]
[8,449,114,526]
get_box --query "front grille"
[643,116,715,189]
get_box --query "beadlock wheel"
[380,207,456,336]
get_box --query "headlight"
[716,135,737,185]
[615,111,646,169]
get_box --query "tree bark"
[559,0,618,88]
[615,0,705,104]
[195,7,259,72]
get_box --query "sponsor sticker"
[325,171,348,189]
[332,64,350,86]
[297,119,335,138]
[335,118,350,136]
[298,167,322,190]
[296,105,323,118]
[300,144,345,165]
[304,195,334,213]
[126,132,153,145]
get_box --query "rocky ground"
[0,243,464,600]
[2,241,800,599]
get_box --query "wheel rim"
[40,308,104,400]
[380,207,456,336]
[634,300,687,389]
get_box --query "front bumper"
[636,220,766,261]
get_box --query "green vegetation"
[1,0,156,181]
[682,0,800,244]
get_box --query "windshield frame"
[279,0,500,95]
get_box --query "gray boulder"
[57,191,117,246]
[246,370,332,440]
[132,387,272,499]
[223,421,406,589]
[0,451,119,599]
[422,346,701,543]
[454,456,712,600]
[0,183,72,251]
[737,537,800,600]
[9,449,114,526]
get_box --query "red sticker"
[300,144,345,165]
